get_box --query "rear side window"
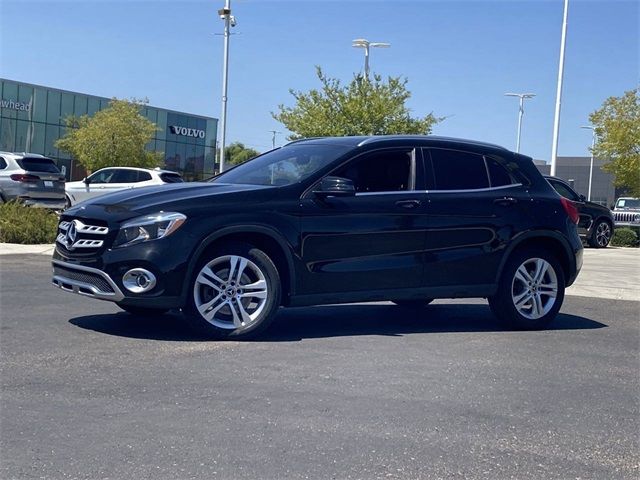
[0,157,6,169]
[137,171,152,182]
[428,149,489,190]
[486,156,515,187]
[160,173,184,183]
[549,180,579,201]
[17,157,60,173]
[110,169,140,183]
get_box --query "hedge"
[0,201,59,244]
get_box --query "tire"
[184,242,281,340]
[391,299,434,308]
[117,304,169,316]
[588,220,612,248]
[488,248,565,330]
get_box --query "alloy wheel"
[595,222,612,247]
[511,257,558,320]
[193,254,269,329]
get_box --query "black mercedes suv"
[52,136,583,339]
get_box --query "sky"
[0,0,637,160]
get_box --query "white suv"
[65,167,183,207]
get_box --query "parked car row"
[0,151,183,210]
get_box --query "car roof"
[286,135,509,152]
[0,151,49,159]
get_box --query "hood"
[63,182,274,222]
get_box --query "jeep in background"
[52,135,583,340]
[612,197,640,231]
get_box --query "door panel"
[299,193,428,294]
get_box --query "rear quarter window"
[160,173,184,183]
[17,157,60,173]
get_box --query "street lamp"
[581,125,596,201]
[550,0,570,176]
[218,0,237,173]
[268,130,282,149]
[352,38,390,80]
[504,93,536,153]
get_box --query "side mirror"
[314,176,356,198]
[83,177,90,185]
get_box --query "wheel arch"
[496,231,576,287]
[181,225,297,307]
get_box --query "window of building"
[44,124,59,158]
[15,120,30,152]
[46,90,61,124]
[60,92,74,124]
[32,88,47,123]
[333,148,414,193]
[1,117,16,151]
[428,149,489,190]
[17,84,34,121]
[87,97,100,117]
[2,81,18,119]
[74,95,88,117]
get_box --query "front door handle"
[395,199,421,209]
[493,197,518,206]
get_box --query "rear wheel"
[391,299,434,308]
[184,243,281,340]
[117,304,169,316]
[489,248,565,330]
[588,220,612,248]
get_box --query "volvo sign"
[169,125,205,138]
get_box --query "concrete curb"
[0,243,55,255]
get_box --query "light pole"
[218,0,236,173]
[504,93,535,153]
[352,38,390,80]
[268,130,281,149]
[550,0,570,176]
[581,125,596,201]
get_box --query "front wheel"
[489,248,565,330]
[588,220,612,248]
[184,243,281,340]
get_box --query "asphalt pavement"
[0,252,639,479]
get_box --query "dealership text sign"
[169,125,205,138]
[1,99,31,111]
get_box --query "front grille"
[613,212,640,224]
[56,218,110,254]
[53,264,114,294]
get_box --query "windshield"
[211,144,350,186]
[616,198,640,209]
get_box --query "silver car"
[0,152,66,209]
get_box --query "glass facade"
[0,78,218,181]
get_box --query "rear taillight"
[10,174,39,183]
[560,197,579,224]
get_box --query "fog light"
[122,269,156,293]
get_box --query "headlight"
[113,212,186,248]
[634,214,640,223]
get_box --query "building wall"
[534,156,616,207]
[0,79,218,181]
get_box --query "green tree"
[56,98,162,172]
[272,67,442,139]
[589,89,640,196]
[220,142,261,166]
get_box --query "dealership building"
[0,78,218,181]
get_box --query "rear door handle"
[493,197,518,206]
[395,199,421,209]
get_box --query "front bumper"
[52,259,125,301]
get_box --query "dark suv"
[544,176,614,248]
[52,136,583,339]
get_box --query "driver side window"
[333,148,415,193]
[88,169,114,184]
